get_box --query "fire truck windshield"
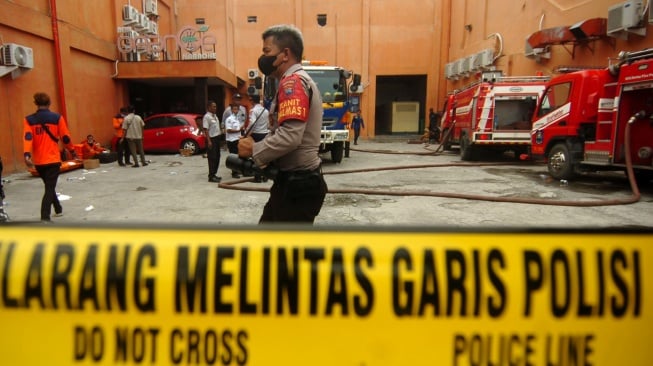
[305,69,347,103]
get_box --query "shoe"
[132,164,140,168]
[232,173,241,178]
[142,162,149,166]
[53,212,63,217]
[208,176,221,183]
[118,162,125,166]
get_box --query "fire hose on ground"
[219,115,643,207]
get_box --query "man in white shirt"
[225,104,244,178]
[202,101,222,182]
[248,94,270,142]
[222,93,247,131]
[247,95,270,183]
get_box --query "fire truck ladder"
[493,76,551,83]
[618,48,653,63]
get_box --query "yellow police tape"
[0,226,651,365]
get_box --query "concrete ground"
[1,140,652,228]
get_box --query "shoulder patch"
[277,74,310,124]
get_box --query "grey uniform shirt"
[122,113,145,139]
[252,63,323,172]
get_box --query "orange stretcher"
[28,159,84,177]
[28,143,85,177]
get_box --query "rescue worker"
[113,106,131,166]
[81,134,106,159]
[238,24,327,223]
[23,92,77,222]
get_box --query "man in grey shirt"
[121,105,148,168]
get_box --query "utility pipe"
[49,0,67,119]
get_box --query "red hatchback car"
[113,113,206,155]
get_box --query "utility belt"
[276,166,323,200]
[276,166,322,182]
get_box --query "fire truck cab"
[440,70,549,160]
[531,49,653,181]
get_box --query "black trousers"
[259,168,327,224]
[207,136,221,178]
[250,133,268,180]
[35,163,62,220]
[117,137,131,164]
[354,127,361,143]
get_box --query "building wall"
[0,0,230,174]
[2,0,653,174]
[447,0,653,85]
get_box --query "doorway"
[374,75,427,135]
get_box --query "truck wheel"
[547,143,575,180]
[331,141,344,163]
[460,135,476,161]
[634,170,653,186]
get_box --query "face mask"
[258,52,281,76]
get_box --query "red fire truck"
[531,49,653,181]
[440,70,549,160]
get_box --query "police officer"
[238,24,327,223]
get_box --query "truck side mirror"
[353,74,361,87]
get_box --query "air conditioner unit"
[147,21,158,35]
[122,5,139,25]
[134,13,149,32]
[607,0,645,39]
[122,30,138,39]
[460,56,473,75]
[1,43,34,69]
[470,54,482,72]
[143,0,158,16]
[477,48,494,68]
[445,62,455,79]
[453,59,463,76]
[247,69,259,79]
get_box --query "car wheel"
[547,143,575,180]
[181,139,200,155]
